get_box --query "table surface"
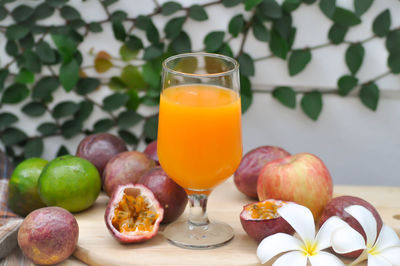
[68,179,400,266]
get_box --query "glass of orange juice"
[158,53,242,249]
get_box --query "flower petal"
[272,251,307,266]
[379,246,400,265]
[374,224,400,251]
[367,253,392,266]
[331,226,366,254]
[315,216,348,251]
[277,203,315,243]
[344,205,377,247]
[257,233,302,264]
[308,251,345,266]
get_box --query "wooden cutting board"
[72,179,400,266]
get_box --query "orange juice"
[157,84,242,191]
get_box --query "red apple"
[234,146,290,199]
[257,153,333,220]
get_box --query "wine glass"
[157,53,242,249]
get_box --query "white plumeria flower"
[331,205,400,266]
[257,203,347,266]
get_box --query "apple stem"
[188,193,210,226]
[348,249,368,266]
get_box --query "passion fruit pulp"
[240,199,294,243]
[105,184,163,243]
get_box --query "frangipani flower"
[331,205,400,266]
[257,203,347,266]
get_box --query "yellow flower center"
[302,241,318,257]
[368,246,380,256]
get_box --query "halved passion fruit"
[240,199,294,242]
[104,184,164,243]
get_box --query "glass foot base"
[162,220,234,249]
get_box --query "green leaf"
[6,40,18,57]
[32,76,59,101]
[217,43,234,57]
[137,16,160,44]
[161,1,182,16]
[68,19,85,29]
[125,89,141,110]
[37,122,58,136]
[2,83,29,104]
[6,25,30,41]
[259,0,282,19]
[103,93,130,111]
[223,0,243,7]
[171,31,191,53]
[61,119,82,139]
[245,0,262,11]
[282,0,301,12]
[337,75,358,96]
[111,10,127,22]
[89,22,102,32]
[253,19,270,42]
[142,62,160,89]
[273,13,293,40]
[1,128,27,146]
[319,0,336,18]
[23,50,42,73]
[51,34,77,63]
[25,139,43,158]
[328,23,348,44]
[36,41,56,64]
[272,86,296,108]
[354,0,373,16]
[93,119,114,133]
[118,130,138,145]
[164,16,185,39]
[288,49,311,76]
[0,113,18,129]
[108,77,126,91]
[240,75,252,113]
[33,3,55,20]
[143,43,164,60]
[229,14,245,37]
[300,90,322,121]
[144,115,158,140]
[121,65,147,89]
[11,5,34,22]
[117,110,143,129]
[0,6,7,21]
[269,29,289,59]
[19,33,34,50]
[60,58,79,92]
[388,52,400,74]
[15,68,34,84]
[119,44,138,61]
[103,0,118,6]
[372,9,391,37]
[386,30,400,54]
[126,35,143,51]
[345,43,365,75]
[60,5,80,20]
[359,83,379,111]
[52,101,80,118]
[48,0,69,8]
[238,53,255,77]
[56,145,70,157]
[204,31,225,52]
[74,101,93,123]
[112,21,126,41]
[332,8,361,27]
[189,5,208,21]
[0,69,9,91]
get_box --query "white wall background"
[0,0,399,185]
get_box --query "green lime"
[38,155,101,213]
[8,158,48,216]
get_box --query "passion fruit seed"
[112,193,159,233]
[246,200,286,220]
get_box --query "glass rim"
[162,52,240,78]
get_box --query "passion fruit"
[104,184,164,244]
[319,195,383,258]
[240,199,294,243]
[103,151,156,197]
[143,140,159,165]
[138,166,187,223]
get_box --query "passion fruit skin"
[240,200,294,243]
[17,207,79,265]
[76,133,128,177]
[104,184,164,244]
[103,151,156,197]
[319,195,383,258]
[143,140,159,165]
[234,146,290,199]
[138,166,188,223]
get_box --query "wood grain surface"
[71,179,400,266]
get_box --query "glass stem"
[188,193,209,226]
